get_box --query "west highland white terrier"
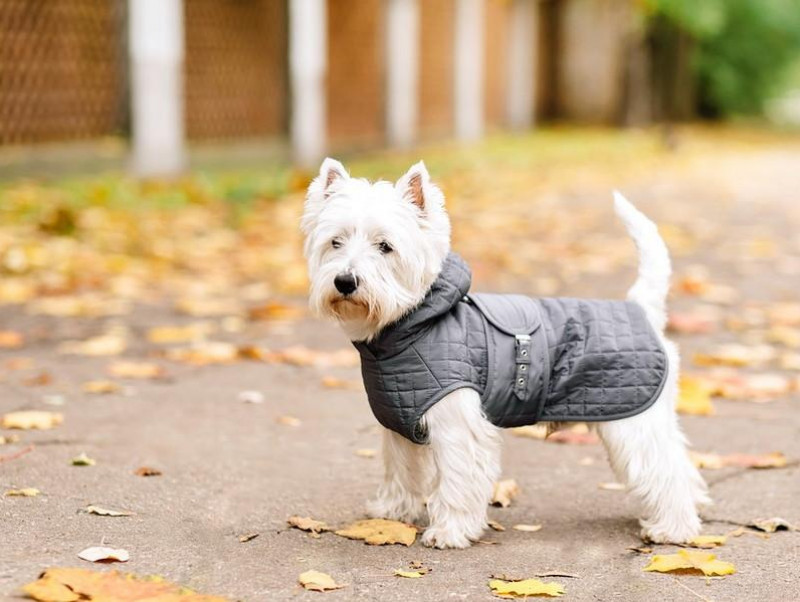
[301,158,709,549]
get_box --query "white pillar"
[454,0,484,140]
[289,0,327,167]
[385,0,420,148]
[506,0,538,130]
[129,0,185,177]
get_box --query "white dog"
[301,158,709,549]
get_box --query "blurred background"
[2,2,800,599]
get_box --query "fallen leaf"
[512,524,542,532]
[394,569,427,579]
[71,453,96,467]
[263,346,359,368]
[77,546,129,563]
[677,376,715,415]
[134,466,162,477]
[59,333,127,357]
[690,450,787,470]
[22,567,229,602]
[238,390,264,404]
[693,344,776,368]
[767,302,800,327]
[0,434,21,445]
[697,370,792,401]
[248,301,304,321]
[511,424,548,440]
[492,479,520,508]
[354,448,376,458]
[779,352,800,371]
[598,482,626,491]
[22,371,53,387]
[667,310,719,335]
[1,410,63,430]
[5,488,40,497]
[335,518,417,546]
[165,341,239,365]
[175,297,241,318]
[82,380,122,394]
[108,361,164,379]
[766,326,800,348]
[643,549,735,576]
[146,322,214,344]
[27,296,128,317]
[321,376,363,390]
[628,545,654,554]
[239,533,259,543]
[287,515,329,534]
[750,517,796,533]
[488,520,506,531]
[276,415,301,427]
[687,535,726,548]
[298,571,346,592]
[0,330,24,348]
[547,423,599,445]
[84,505,134,517]
[488,578,565,598]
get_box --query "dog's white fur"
[302,158,710,549]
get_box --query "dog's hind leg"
[596,342,710,543]
[420,388,502,549]
[366,427,433,523]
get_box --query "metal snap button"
[521,349,528,357]
[520,365,527,372]
[517,378,525,385]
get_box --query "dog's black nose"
[334,273,358,295]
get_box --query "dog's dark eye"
[378,241,393,254]
[331,238,343,249]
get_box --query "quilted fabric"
[353,253,668,444]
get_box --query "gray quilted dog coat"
[353,253,668,444]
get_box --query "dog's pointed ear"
[319,158,349,197]
[396,161,430,212]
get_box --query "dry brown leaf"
[488,520,506,531]
[108,361,164,379]
[82,380,122,394]
[1,410,63,430]
[23,567,229,602]
[0,330,24,348]
[239,533,259,543]
[287,515,329,534]
[5,488,40,497]
[77,546,129,563]
[298,570,346,592]
[335,518,417,546]
[134,466,162,477]
[491,479,520,508]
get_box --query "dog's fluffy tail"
[613,191,670,332]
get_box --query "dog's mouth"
[329,296,370,319]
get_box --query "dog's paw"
[421,526,474,549]
[366,497,424,524]
[640,518,701,544]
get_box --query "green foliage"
[647,0,800,116]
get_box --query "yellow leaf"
[643,549,735,576]
[58,333,127,357]
[146,322,214,344]
[693,344,776,368]
[108,361,164,379]
[321,376,363,390]
[335,518,417,546]
[5,488,40,497]
[354,448,377,458]
[165,341,239,365]
[394,569,426,578]
[71,453,96,466]
[688,535,727,548]
[298,570,346,592]
[22,567,229,601]
[1,410,63,430]
[82,380,122,394]
[511,424,548,439]
[175,297,241,318]
[491,479,520,508]
[488,578,565,598]
[287,515,329,534]
[276,415,301,427]
[677,376,715,415]
[690,450,787,470]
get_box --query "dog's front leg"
[366,427,432,523]
[421,388,501,549]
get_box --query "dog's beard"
[329,296,370,321]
